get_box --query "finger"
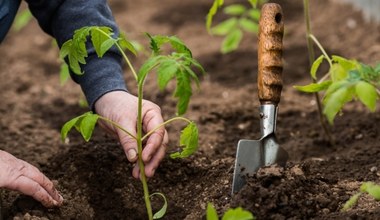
[132,163,140,180]
[117,122,138,163]
[12,175,61,208]
[142,108,165,163]
[21,161,63,205]
[144,142,167,178]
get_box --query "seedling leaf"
[206,0,225,32]
[170,122,198,158]
[355,81,378,111]
[361,182,380,200]
[311,55,325,80]
[138,56,162,85]
[174,71,192,115]
[61,112,89,142]
[206,203,219,220]
[223,4,246,16]
[239,18,259,33]
[90,26,113,57]
[118,32,137,55]
[375,63,380,73]
[12,9,33,31]
[294,81,332,93]
[221,29,243,54]
[157,60,178,90]
[211,18,238,36]
[150,193,167,219]
[79,113,100,142]
[341,192,361,211]
[247,9,260,21]
[323,86,353,124]
[222,207,255,220]
[248,0,258,8]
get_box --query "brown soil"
[1,0,380,219]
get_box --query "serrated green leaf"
[170,122,198,158]
[157,59,178,90]
[247,9,260,21]
[206,203,219,220]
[329,63,348,81]
[79,113,99,142]
[99,38,117,57]
[341,192,361,211]
[168,36,192,57]
[60,63,70,86]
[118,32,137,55]
[221,29,243,54]
[183,65,200,89]
[60,113,90,142]
[91,26,113,57]
[223,4,246,16]
[355,81,378,111]
[311,55,325,80]
[332,55,357,71]
[150,193,167,219]
[211,18,238,36]
[138,55,162,85]
[173,71,192,115]
[323,86,353,124]
[294,80,332,93]
[222,207,255,220]
[239,18,259,33]
[206,0,225,32]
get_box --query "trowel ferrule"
[259,104,277,137]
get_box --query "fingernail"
[127,149,137,160]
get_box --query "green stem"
[96,27,138,81]
[309,34,333,67]
[137,84,153,220]
[318,72,330,83]
[142,117,191,141]
[303,0,335,146]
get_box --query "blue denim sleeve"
[25,0,128,110]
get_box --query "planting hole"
[275,13,282,23]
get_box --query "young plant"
[60,26,204,219]
[342,182,380,211]
[206,0,266,53]
[294,35,380,124]
[206,203,255,220]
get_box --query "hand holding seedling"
[0,150,63,207]
[94,91,168,178]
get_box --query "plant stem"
[97,27,138,80]
[142,117,191,141]
[309,34,332,67]
[303,0,335,146]
[137,84,153,220]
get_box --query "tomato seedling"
[206,0,266,53]
[60,26,204,220]
[342,182,380,211]
[294,35,380,124]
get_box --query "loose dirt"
[0,0,379,219]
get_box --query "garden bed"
[0,0,379,219]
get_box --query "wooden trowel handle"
[258,3,284,105]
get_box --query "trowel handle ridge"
[258,3,284,105]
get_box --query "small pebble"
[370,167,377,172]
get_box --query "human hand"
[0,150,63,208]
[94,91,168,179]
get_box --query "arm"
[25,0,167,178]
[25,0,127,109]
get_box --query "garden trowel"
[232,3,288,194]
